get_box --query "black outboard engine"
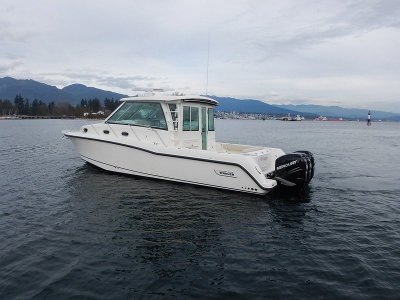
[267,151,315,192]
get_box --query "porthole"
[121,131,129,136]
[83,128,88,133]
[103,130,110,134]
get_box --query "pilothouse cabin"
[105,95,218,150]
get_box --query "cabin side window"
[183,106,199,131]
[107,102,167,130]
[208,108,215,131]
[168,104,178,130]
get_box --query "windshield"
[107,102,167,130]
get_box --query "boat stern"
[267,151,315,192]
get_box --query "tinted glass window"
[208,108,215,131]
[191,107,199,131]
[183,106,190,131]
[183,106,199,131]
[107,102,167,130]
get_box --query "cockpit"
[105,96,218,150]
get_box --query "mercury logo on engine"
[276,160,298,170]
[214,170,236,178]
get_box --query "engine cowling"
[268,151,315,192]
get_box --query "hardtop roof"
[120,95,218,106]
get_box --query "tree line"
[0,95,120,117]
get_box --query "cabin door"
[201,107,207,150]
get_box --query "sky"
[1,0,400,112]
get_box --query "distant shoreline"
[0,116,75,120]
[0,116,105,121]
[1,117,397,123]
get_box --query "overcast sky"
[1,0,400,112]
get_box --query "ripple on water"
[0,120,400,299]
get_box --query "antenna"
[206,30,210,96]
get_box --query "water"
[1,119,399,299]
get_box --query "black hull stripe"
[65,133,272,191]
[81,154,267,195]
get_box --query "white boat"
[280,113,302,121]
[63,95,314,195]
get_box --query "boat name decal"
[276,160,298,170]
[214,170,236,178]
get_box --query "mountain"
[62,84,127,103]
[276,104,400,120]
[208,96,314,116]
[1,77,399,120]
[0,77,127,104]
[0,76,73,103]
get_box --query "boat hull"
[66,135,277,195]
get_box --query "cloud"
[97,76,157,90]
[0,57,23,74]
[251,0,400,61]
[0,18,36,44]
[34,71,165,94]
[1,0,400,112]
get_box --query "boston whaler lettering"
[63,95,314,195]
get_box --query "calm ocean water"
[1,119,399,299]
